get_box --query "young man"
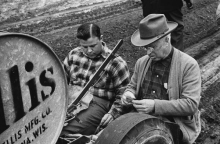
[140,0,193,51]
[59,23,130,140]
[120,14,201,144]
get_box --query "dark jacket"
[141,0,183,16]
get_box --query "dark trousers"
[164,8,184,51]
[61,96,111,136]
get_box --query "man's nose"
[87,47,93,52]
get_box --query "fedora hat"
[131,14,178,46]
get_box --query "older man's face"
[143,37,170,61]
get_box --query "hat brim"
[131,21,178,46]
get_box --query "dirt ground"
[0,0,220,143]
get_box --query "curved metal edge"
[0,32,69,144]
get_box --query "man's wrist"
[108,109,121,119]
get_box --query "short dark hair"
[76,23,101,40]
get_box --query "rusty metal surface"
[0,33,67,144]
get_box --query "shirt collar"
[153,47,174,67]
[100,42,111,58]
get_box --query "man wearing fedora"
[140,0,193,51]
[118,14,201,144]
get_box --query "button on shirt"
[141,47,174,100]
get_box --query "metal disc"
[0,33,67,144]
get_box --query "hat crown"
[139,14,169,39]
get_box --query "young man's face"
[80,36,103,58]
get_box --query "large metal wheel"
[0,32,67,144]
[95,113,180,144]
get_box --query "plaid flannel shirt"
[63,42,130,118]
[141,47,174,100]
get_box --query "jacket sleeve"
[154,58,201,116]
[125,59,140,96]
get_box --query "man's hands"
[121,91,136,105]
[97,91,155,135]
[95,91,136,132]
[121,91,155,114]
[132,99,155,114]
[99,113,114,129]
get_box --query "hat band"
[140,28,169,39]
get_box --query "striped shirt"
[63,42,130,116]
